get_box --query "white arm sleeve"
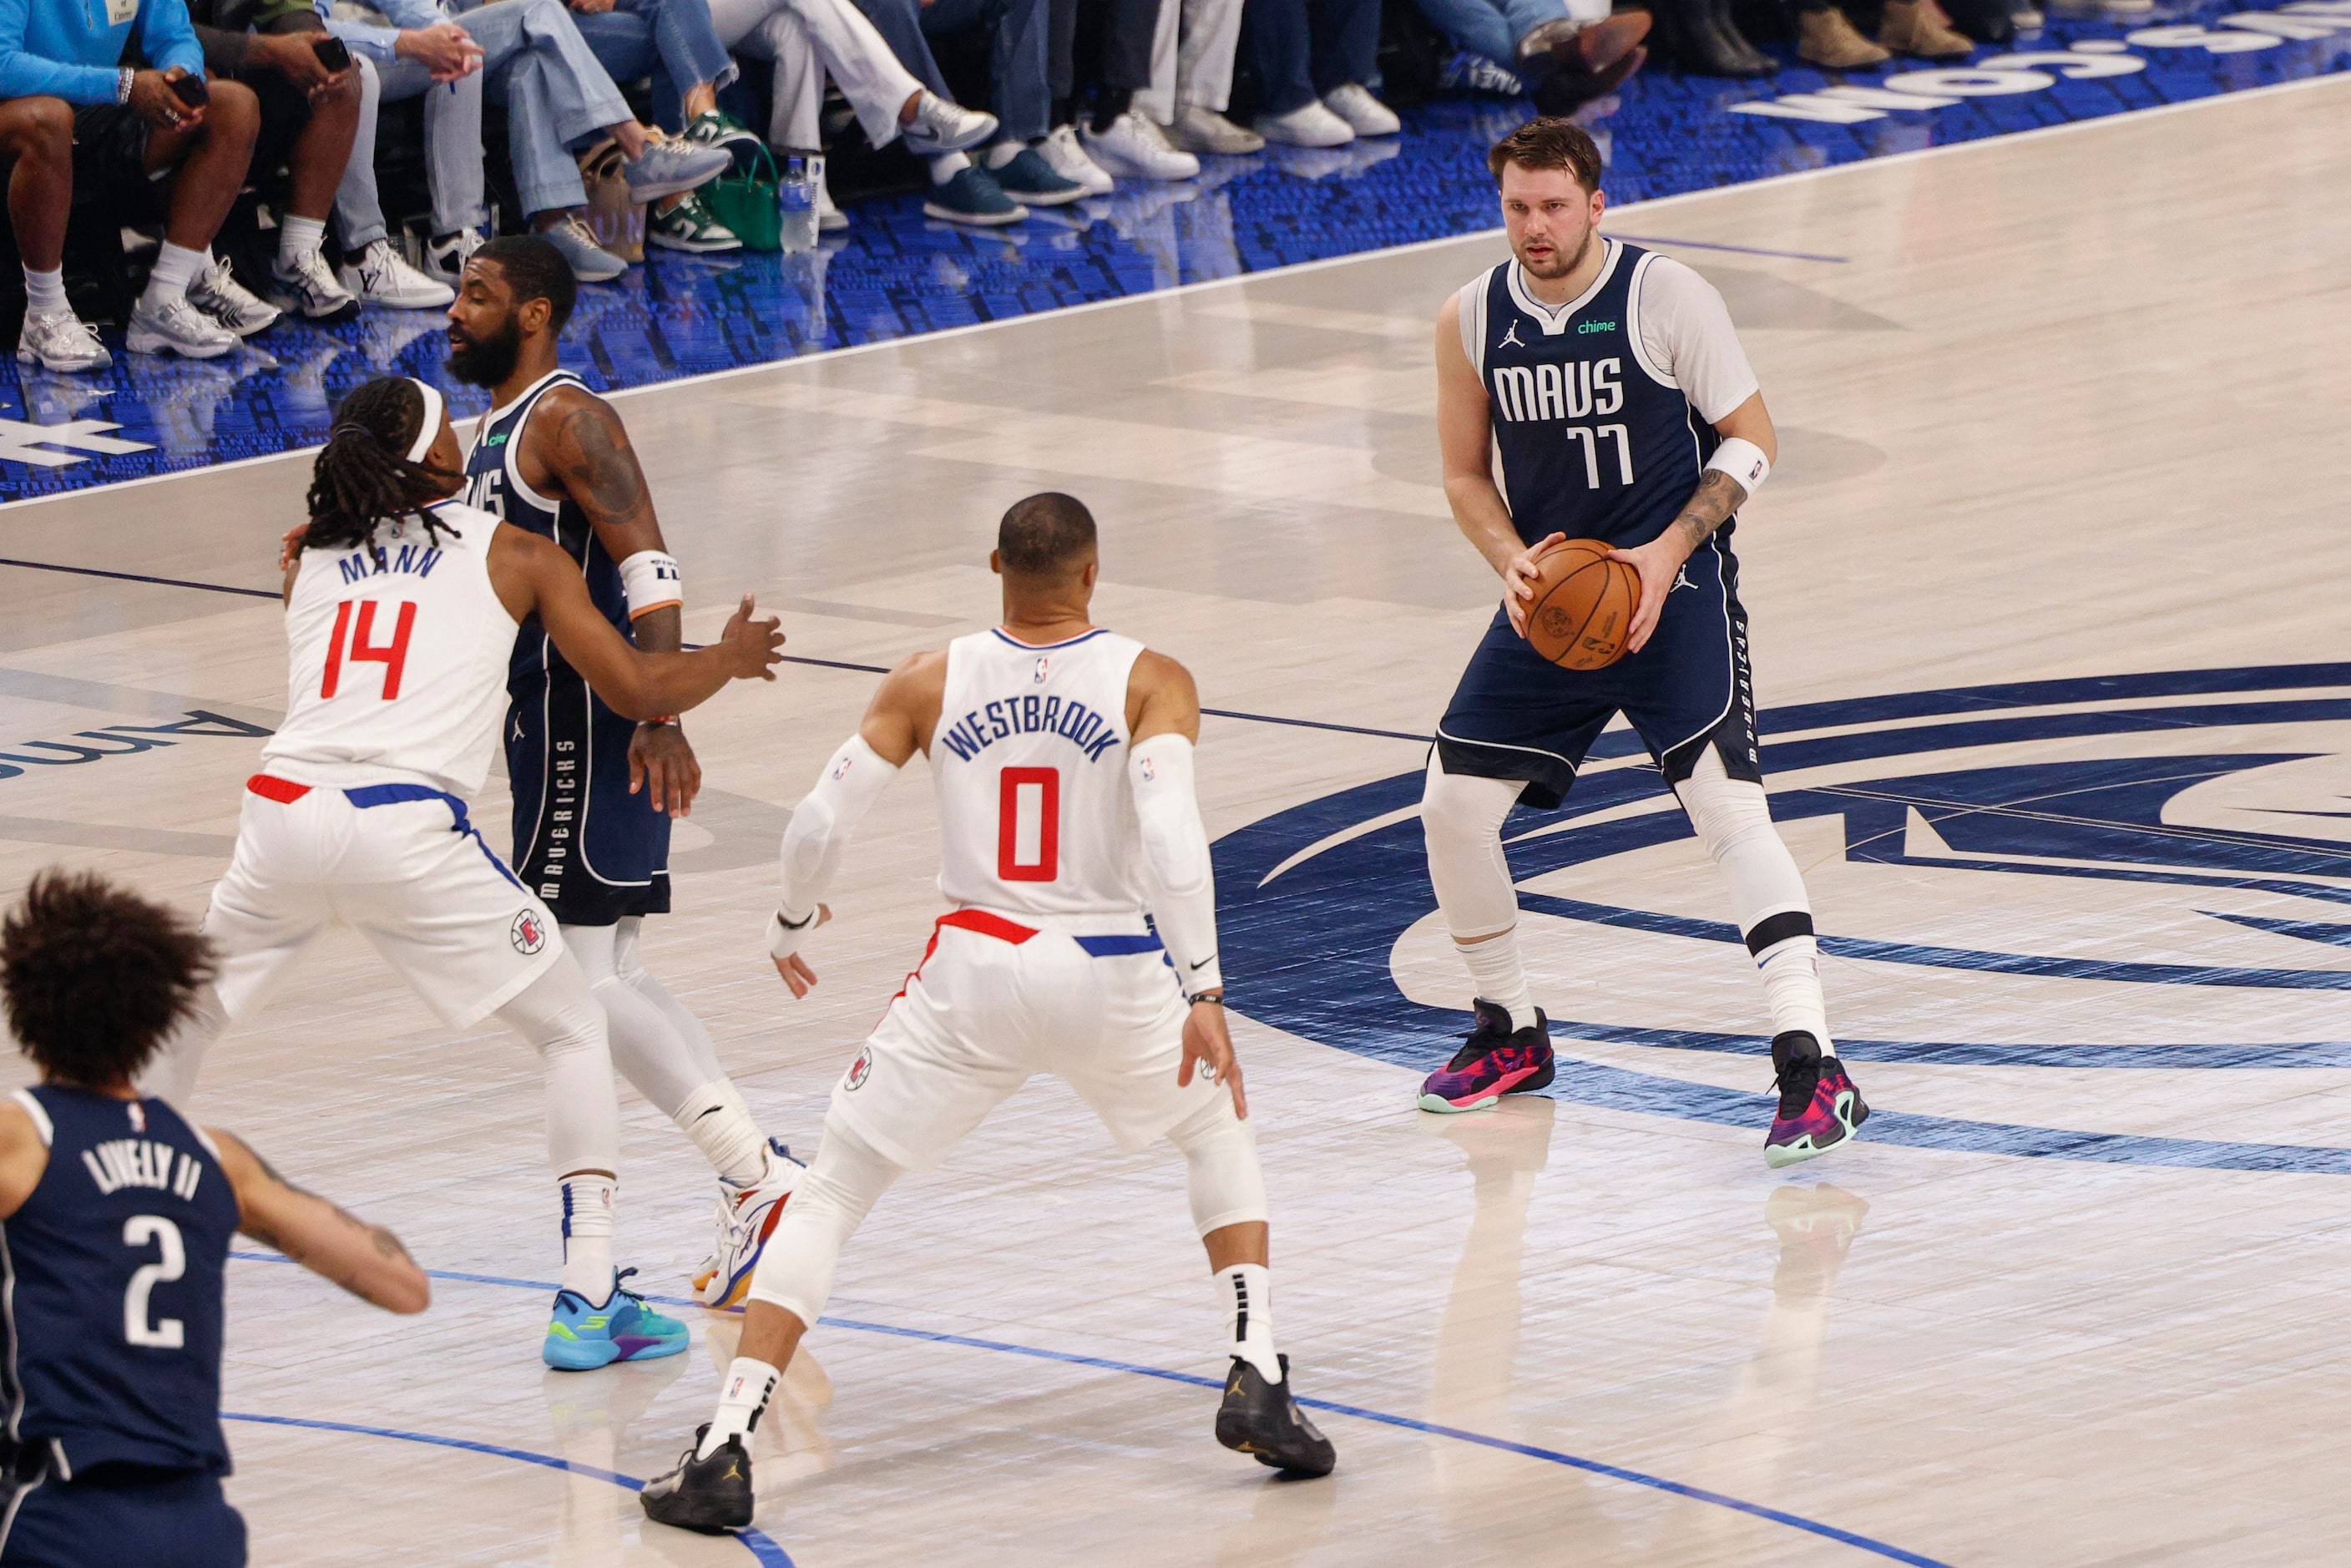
[1635,256,1761,425]
[768,735,899,961]
[1129,733,1221,999]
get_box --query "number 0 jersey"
[932,628,1147,920]
[260,501,517,799]
[1461,240,1758,551]
[0,1086,238,1478]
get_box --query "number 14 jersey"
[932,627,1147,920]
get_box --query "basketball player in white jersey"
[142,375,785,1368]
[640,493,1335,1535]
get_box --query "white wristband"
[766,905,818,963]
[618,549,682,620]
[1704,438,1770,502]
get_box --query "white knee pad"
[1421,753,1527,941]
[1165,1095,1267,1237]
[745,1118,902,1328]
[1672,748,1813,956]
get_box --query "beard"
[1517,225,1595,281]
[447,314,522,387]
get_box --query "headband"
[406,378,444,464]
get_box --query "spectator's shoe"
[1215,1356,1336,1478]
[188,255,281,337]
[1039,124,1114,195]
[1531,46,1645,114]
[692,1140,803,1309]
[1165,105,1263,154]
[126,294,238,359]
[899,91,998,155]
[1797,7,1890,66]
[16,309,110,374]
[1253,100,1355,148]
[538,215,630,282]
[815,160,847,231]
[622,133,733,203]
[650,191,743,253]
[1763,1030,1870,1169]
[983,143,1087,206]
[1321,83,1400,136]
[682,108,762,155]
[1082,112,1200,181]
[542,1268,690,1370]
[422,225,487,286]
[640,1426,754,1534]
[338,238,456,309]
[268,247,361,323]
[1416,1000,1555,1113]
[1438,49,1524,94]
[922,165,1028,226]
[1878,0,1974,55]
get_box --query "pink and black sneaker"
[1763,1029,1868,1169]
[1417,1000,1555,1113]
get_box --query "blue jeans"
[568,0,739,132]
[852,0,1052,142]
[461,0,635,216]
[1410,0,1571,65]
[1240,0,1378,114]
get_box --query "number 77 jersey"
[932,627,1150,918]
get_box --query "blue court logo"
[1214,664,2351,1174]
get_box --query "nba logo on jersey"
[126,1103,145,1133]
[510,911,546,954]
[1032,657,1050,684]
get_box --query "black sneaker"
[639,1424,755,1534]
[1214,1354,1336,1478]
[1763,1029,1867,1169]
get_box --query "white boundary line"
[5,65,2343,516]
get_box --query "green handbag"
[704,141,782,254]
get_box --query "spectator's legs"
[1140,0,1176,120]
[755,0,928,149]
[145,79,262,255]
[624,0,737,126]
[473,0,638,217]
[283,57,363,233]
[1241,0,1317,115]
[0,97,72,276]
[336,56,392,250]
[1177,0,1243,109]
[1411,0,1528,62]
[422,68,490,237]
[1307,0,1381,93]
[923,0,1053,140]
[731,7,828,148]
[847,0,954,99]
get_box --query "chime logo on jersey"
[845,1046,873,1092]
[511,910,546,954]
[1212,663,2351,1175]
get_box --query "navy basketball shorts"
[506,662,673,928]
[0,1468,246,1566]
[1435,540,1762,809]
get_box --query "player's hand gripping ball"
[1522,538,1639,670]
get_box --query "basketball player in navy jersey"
[446,238,803,1304]
[0,870,428,1565]
[1418,119,1868,1167]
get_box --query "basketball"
[1522,539,1639,670]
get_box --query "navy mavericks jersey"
[1469,241,1726,552]
[0,1086,237,1477]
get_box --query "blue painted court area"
[0,0,2342,503]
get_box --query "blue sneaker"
[984,145,1088,207]
[923,164,1029,226]
[544,1268,691,1370]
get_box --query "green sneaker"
[649,190,742,254]
[684,109,760,153]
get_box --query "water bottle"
[776,155,818,255]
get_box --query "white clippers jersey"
[260,502,519,799]
[932,627,1147,918]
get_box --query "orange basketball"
[1523,539,1639,670]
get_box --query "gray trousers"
[336,53,489,248]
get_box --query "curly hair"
[0,870,215,1090]
[303,377,461,555]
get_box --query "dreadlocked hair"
[303,377,460,554]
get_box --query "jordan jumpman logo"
[1499,319,1526,350]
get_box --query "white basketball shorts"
[205,775,564,1029]
[826,908,1221,1172]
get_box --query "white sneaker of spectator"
[126,294,238,360]
[16,309,109,374]
[270,245,361,323]
[900,92,999,156]
[189,255,282,337]
[1254,99,1355,148]
[1039,124,1114,195]
[815,160,847,231]
[1165,106,1264,155]
[1321,84,1399,137]
[340,239,456,310]
[423,226,487,286]
[1081,113,1199,182]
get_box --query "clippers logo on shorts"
[1219,664,2351,1176]
[844,1046,873,1092]
[511,910,547,954]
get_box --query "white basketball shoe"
[692,1139,804,1308]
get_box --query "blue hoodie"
[0,0,205,105]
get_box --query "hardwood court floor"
[3,75,2349,1566]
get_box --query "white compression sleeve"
[1128,733,1221,996]
[492,953,622,1179]
[1672,748,1832,1049]
[771,735,899,960]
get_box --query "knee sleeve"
[1673,748,1813,958]
[1421,752,1526,941]
[745,1118,902,1328]
[494,953,620,1178]
[1165,1095,1267,1237]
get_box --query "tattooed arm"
[210,1129,430,1314]
[1608,390,1777,655]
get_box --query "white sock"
[276,214,326,267]
[983,140,1020,169]
[675,1079,767,1187]
[928,150,969,184]
[22,266,65,315]
[1456,929,1535,1033]
[1757,938,1833,1054]
[698,1357,781,1458]
[1218,1263,1282,1383]
[559,1174,617,1298]
[139,242,206,309]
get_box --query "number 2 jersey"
[1460,239,1761,551]
[0,1086,238,1477]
